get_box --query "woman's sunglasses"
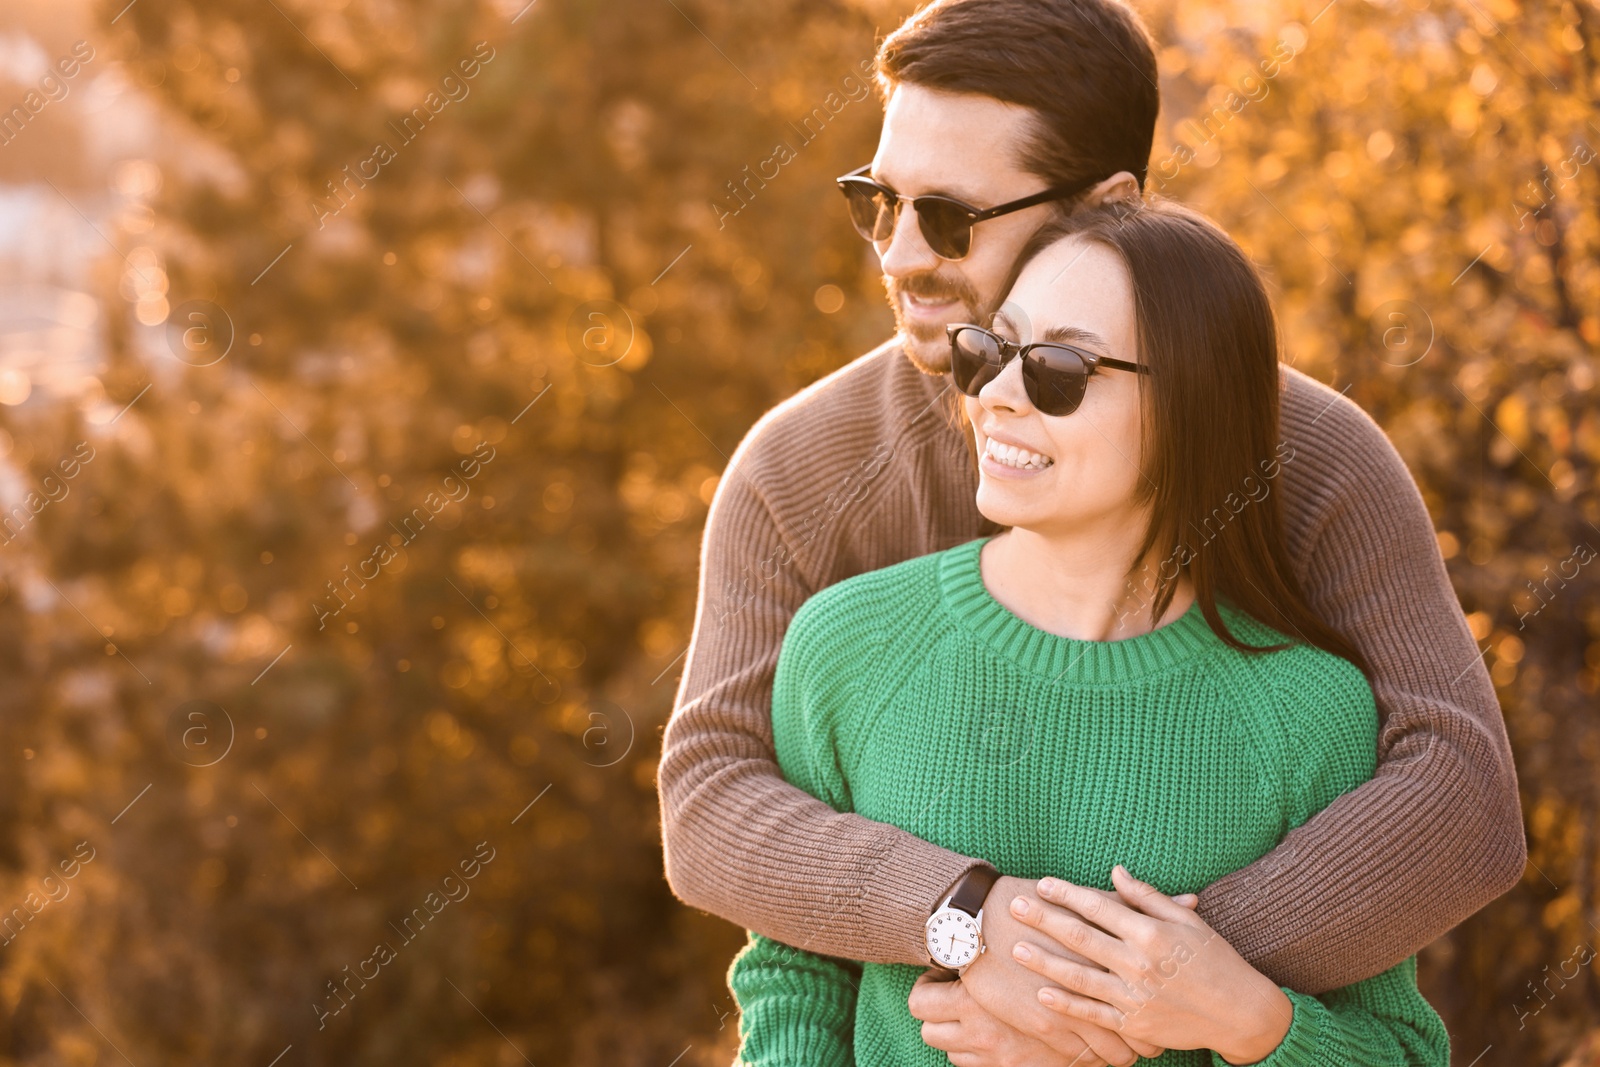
[835,166,1103,260]
[948,324,1151,416]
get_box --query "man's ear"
[1082,170,1142,207]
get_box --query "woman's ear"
[1082,171,1141,207]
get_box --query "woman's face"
[964,235,1148,541]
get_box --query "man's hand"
[910,971,1090,1067]
[955,876,1165,1066]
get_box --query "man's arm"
[658,438,981,966]
[1194,374,1527,993]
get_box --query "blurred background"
[0,0,1593,1062]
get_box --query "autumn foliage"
[0,0,1591,1063]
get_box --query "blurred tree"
[1,0,893,1063]
[1152,0,1599,1060]
[0,0,1591,1063]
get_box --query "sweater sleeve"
[1215,958,1449,1067]
[657,407,980,968]
[729,933,862,1067]
[1197,374,1525,994]
[1214,650,1448,1066]
[729,592,874,1066]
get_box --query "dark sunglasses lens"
[1023,349,1089,416]
[916,199,973,259]
[841,183,895,242]
[951,328,1004,396]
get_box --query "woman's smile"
[978,427,1056,478]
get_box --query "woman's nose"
[978,356,1032,415]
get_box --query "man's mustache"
[884,272,981,308]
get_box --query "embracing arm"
[1195,376,1526,993]
[658,438,980,965]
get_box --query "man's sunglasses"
[835,165,1104,260]
[947,324,1150,417]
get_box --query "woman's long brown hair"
[988,198,1369,675]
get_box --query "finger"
[1033,878,1151,942]
[918,1019,967,1053]
[1038,983,1128,1033]
[908,975,964,1022]
[1063,1049,1111,1067]
[1004,898,1107,968]
[1110,865,1204,925]
[1076,886,1124,906]
[1126,1038,1166,1058]
[1012,942,1138,1012]
[1045,1012,1140,1067]
[1074,885,1194,923]
[1011,896,1140,972]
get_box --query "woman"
[728,198,1449,1066]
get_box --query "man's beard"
[883,271,983,376]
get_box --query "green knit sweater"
[729,537,1448,1066]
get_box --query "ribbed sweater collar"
[938,537,1220,684]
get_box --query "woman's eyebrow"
[1042,324,1111,351]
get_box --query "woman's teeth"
[984,439,1054,471]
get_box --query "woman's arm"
[729,933,862,1067]
[1009,869,1448,1066]
[720,587,869,1067]
[1255,958,1448,1067]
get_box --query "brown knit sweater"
[657,339,1525,994]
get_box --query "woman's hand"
[910,971,1114,1067]
[956,876,1168,1066]
[1009,865,1295,1065]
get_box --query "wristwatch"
[925,865,1000,971]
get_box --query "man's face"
[870,84,1060,374]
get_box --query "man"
[658,0,1525,1062]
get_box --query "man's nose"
[877,202,942,277]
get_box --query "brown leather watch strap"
[947,864,1000,917]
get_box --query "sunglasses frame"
[835,165,1103,260]
[946,323,1150,416]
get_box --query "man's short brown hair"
[876,0,1161,192]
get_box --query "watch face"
[926,908,983,968]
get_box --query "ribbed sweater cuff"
[737,1022,854,1067]
[868,835,987,965]
[1211,989,1319,1067]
